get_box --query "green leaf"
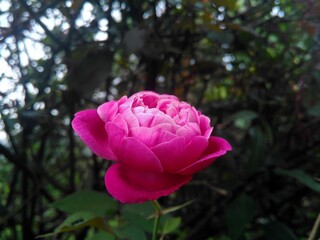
[226,195,256,240]
[247,127,267,171]
[88,231,115,240]
[52,190,117,217]
[307,103,320,116]
[275,169,320,192]
[37,211,111,238]
[162,217,181,234]
[264,221,298,240]
[122,202,154,233]
[115,224,147,240]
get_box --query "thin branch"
[18,0,67,49]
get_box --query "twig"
[308,212,320,240]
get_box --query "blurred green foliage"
[0,0,320,239]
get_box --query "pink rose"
[72,91,231,203]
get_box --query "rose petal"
[119,108,140,128]
[72,110,116,160]
[199,115,212,138]
[117,137,163,173]
[187,107,200,123]
[151,136,208,173]
[111,114,129,135]
[177,136,232,175]
[134,112,155,127]
[105,164,192,203]
[97,96,128,122]
[150,111,176,126]
[130,127,176,147]
[97,101,118,122]
[176,123,200,143]
[105,122,126,159]
[140,94,159,108]
[153,123,178,134]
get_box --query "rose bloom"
[72,91,231,203]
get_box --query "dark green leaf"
[115,224,147,240]
[122,202,154,233]
[247,127,267,171]
[226,195,256,240]
[275,169,320,192]
[264,221,298,240]
[52,190,117,216]
[37,211,110,238]
[88,231,115,240]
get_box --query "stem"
[152,200,162,240]
[308,212,320,240]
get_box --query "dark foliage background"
[1,0,320,239]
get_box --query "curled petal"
[105,164,192,203]
[97,101,118,122]
[177,136,232,175]
[72,110,116,160]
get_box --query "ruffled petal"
[177,136,232,175]
[97,96,128,122]
[72,110,116,160]
[117,137,163,173]
[120,108,140,128]
[105,164,192,203]
[134,112,155,127]
[152,123,178,134]
[130,127,176,147]
[176,123,200,143]
[97,101,118,122]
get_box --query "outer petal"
[151,136,208,173]
[72,110,116,160]
[177,136,232,175]
[105,164,192,203]
[117,137,163,173]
